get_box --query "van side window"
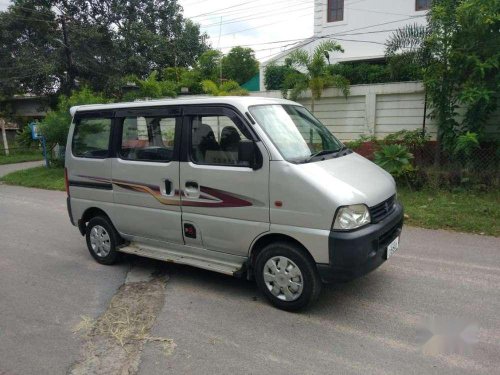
[72,117,112,158]
[119,116,176,162]
[190,115,250,166]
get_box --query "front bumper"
[317,202,404,283]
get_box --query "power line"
[220,11,312,37]
[189,0,256,19]
[217,28,399,50]
[191,0,311,21]
[200,3,313,29]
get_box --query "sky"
[178,0,314,61]
[0,0,314,62]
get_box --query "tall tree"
[197,49,223,82]
[385,0,499,151]
[221,47,259,85]
[0,0,209,97]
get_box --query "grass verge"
[0,166,65,190]
[0,150,44,165]
[398,187,499,236]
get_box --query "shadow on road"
[120,253,385,315]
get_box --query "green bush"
[15,124,38,149]
[328,61,422,85]
[122,71,177,101]
[387,54,423,82]
[201,80,248,96]
[383,129,431,151]
[345,135,378,150]
[328,63,390,84]
[264,63,295,90]
[374,144,414,178]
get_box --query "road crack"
[68,263,173,375]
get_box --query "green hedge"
[265,59,423,90]
[327,60,422,85]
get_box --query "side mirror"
[238,140,262,170]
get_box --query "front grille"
[369,195,396,223]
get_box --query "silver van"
[65,97,403,310]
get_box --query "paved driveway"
[0,184,499,375]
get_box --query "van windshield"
[249,104,344,163]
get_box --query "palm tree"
[284,40,350,113]
[201,79,248,96]
[385,23,429,62]
[386,23,432,130]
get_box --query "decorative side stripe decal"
[69,180,113,190]
[76,175,257,208]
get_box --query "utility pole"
[218,16,223,85]
[60,15,75,92]
[1,118,9,156]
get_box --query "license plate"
[386,237,399,259]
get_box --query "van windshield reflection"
[249,104,344,163]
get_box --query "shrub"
[328,63,391,84]
[383,129,431,151]
[15,124,38,149]
[374,144,414,178]
[264,63,295,90]
[122,71,177,101]
[201,80,248,96]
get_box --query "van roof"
[70,96,299,116]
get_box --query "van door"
[179,106,270,257]
[111,107,183,244]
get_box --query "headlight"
[333,204,371,230]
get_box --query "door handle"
[164,179,173,195]
[184,181,199,198]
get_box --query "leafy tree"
[38,87,107,150]
[197,49,223,82]
[453,131,480,169]
[177,69,203,95]
[0,2,61,96]
[386,0,500,152]
[283,41,350,112]
[264,63,298,90]
[201,80,248,96]
[122,71,177,101]
[0,0,208,97]
[162,67,203,94]
[221,47,259,85]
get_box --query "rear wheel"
[85,216,121,265]
[255,242,321,311]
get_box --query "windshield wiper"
[305,145,348,163]
[305,149,337,163]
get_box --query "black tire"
[85,216,121,265]
[255,241,321,311]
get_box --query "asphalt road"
[1,184,499,375]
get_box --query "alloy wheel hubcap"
[90,225,111,257]
[263,256,304,301]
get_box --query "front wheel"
[255,242,321,311]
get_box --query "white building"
[259,0,430,90]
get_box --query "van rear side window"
[72,117,112,158]
[119,116,176,162]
